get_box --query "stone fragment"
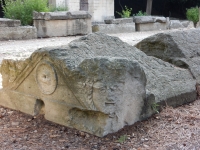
[104,18,133,24]
[133,16,166,24]
[33,11,92,20]
[133,16,167,31]
[0,33,196,137]
[92,23,135,33]
[169,20,184,29]
[0,26,37,40]
[0,18,21,27]
[181,20,194,28]
[135,28,200,83]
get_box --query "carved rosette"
[35,61,57,95]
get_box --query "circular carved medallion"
[36,61,57,95]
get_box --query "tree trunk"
[146,0,153,15]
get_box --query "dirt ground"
[0,29,199,150]
[1,99,200,150]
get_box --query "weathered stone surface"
[0,18,21,27]
[0,33,196,137]
[33,11,92,20]
[135,29,200,83]
[169,20,184,29]
[135,22,167,31]
[104,18,133,24]
[92,23,135,33]
[181,20,194,28]
[33,11,92,37]
[133,16,167,24]
[0,26,37,40]
[134,16,167,31]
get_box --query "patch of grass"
[134,10,147,16]
[117,135,127,143]
[151,102,160,113]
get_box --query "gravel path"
[0,30,171,62]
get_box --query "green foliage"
[49,5,68,12]
[1,0,49,25]
[186,6,199,24]
[117,135,127,143]
[116,6,132,18]
[151,103,160,113]
[134,10,147,16]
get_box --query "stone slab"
[135,22,167,31]
[33,11,92,20]
[135,28,200,83]
[133,16,167,24]
[92,23,135,33]
[104,18,133,24]
[0,26,37,40]
[0,18,21,27]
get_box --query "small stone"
[86,134,90,138]
[11,122,19,126]
[144,144,149,148]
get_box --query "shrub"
[1,0,49,25]
[116,6,132,18]
[186,6,199,25]
[134,10,147,16]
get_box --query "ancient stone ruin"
[133,16,168,31]
[0,18,37,40]
[0,33,197,137]
[135,28,200,83]
[33,11,92,38]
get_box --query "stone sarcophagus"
[33,11,92,38]
[0,33,196,137]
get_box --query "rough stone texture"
[0,33,196,137]
[0,26,37,41]
[135,28,200,84]
[181,20,194,28]
[135,22,167,31]
[133,16,167,24]
[104,18,133,24]
[134,16,167,31]
[169,20,184,29]
[92,23,135,33]
[33,11,92,20]
[0,18,21,27]
[33,11,92,38]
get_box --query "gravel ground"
[0,29,199,150]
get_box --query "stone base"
[92,23,135,34]
[0,26,37,40]
[135,22,167,31]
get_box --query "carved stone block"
[0,33,196,137]
[33,11,92,38]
